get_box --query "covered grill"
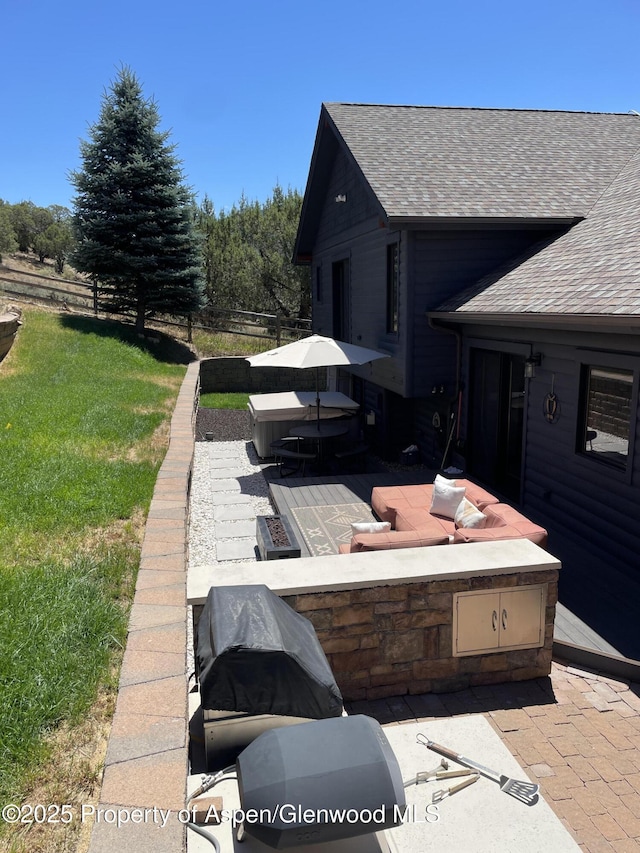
[196,584,343,767]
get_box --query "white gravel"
[187,439,275,678]
[188,439,274,568]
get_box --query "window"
[332,259,350,341]
[386,242,399,334]
[579,365,633,469]
[315,265,323,302]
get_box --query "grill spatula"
[417,733,540,806]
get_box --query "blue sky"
[2,0,639,213]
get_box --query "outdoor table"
[289,421,350,469]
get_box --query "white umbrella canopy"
[246,334,388,428]
[245,334,388,370]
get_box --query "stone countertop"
[187,538,561,606]
[186,715,579,853]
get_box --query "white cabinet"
[453,585,546,656]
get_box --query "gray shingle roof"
[436,144,640,317]
[325,103,640,220]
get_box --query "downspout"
[404,232,415,397]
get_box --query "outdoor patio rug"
[291,502,377,556]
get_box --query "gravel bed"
[195,407,251,441]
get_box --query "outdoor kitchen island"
[188,538,560,701]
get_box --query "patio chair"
[270,438,317,477]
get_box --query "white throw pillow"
[430,474,466,519]
[351,521,391,534]
[455,497,487,529]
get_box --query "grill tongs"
[417,733,540,806]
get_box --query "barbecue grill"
[196,584,343,768]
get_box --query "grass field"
[0,310,186,848]
[198,391,250,409]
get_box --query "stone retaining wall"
[282,569,558,701]
[200,356,323,394]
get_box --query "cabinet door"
[498,587,545,650]
[454,591,501,655]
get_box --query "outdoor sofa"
[338,475,548,553]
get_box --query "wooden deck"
[266,468,638,662]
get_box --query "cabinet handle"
[492,610,498,631]
[502,608,507,631]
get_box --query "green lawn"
[199,391,250,409]
[0,310,186,808]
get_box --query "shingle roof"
[436,143,640,317]
[324,103,640,221]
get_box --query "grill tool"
[417,733,540,806]
[403,758,475,788]
[432,773,479,803]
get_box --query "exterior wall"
[305,138,566,460]
[310,146,416,397]
[457,323,640,576]
[409,230,560,397]
[282,569,557,701]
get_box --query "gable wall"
[311,148,409,396]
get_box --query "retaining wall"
[199,356,323,394]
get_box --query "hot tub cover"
[197,584,343,719]
[248,391,358,422]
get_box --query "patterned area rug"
[291,503,377,557]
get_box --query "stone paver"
[214,503,256,521]
[347,661,640,852]
[214,519,257,538]
[215,538,258,561]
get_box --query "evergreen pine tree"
[71,67,205,332]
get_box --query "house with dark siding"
[294,103,640,652]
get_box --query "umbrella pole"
[316,367,321,429]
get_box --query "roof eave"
[429,311,640,334]
[389,215,580,230]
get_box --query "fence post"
[276,314,281,346]
[92,279,98,316]
[187,314,192,343]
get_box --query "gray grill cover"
[197,584,343,719]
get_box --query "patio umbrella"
[246,334,388,428]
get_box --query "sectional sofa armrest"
[344,529,449,552]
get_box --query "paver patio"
[89,363,640,853]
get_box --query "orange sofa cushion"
[453,503,548,548]
[371,480,499,526]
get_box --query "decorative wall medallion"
[544,392,560,424]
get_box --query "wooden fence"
[0,266,311,345]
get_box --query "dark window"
[386,243,399,334]
[579,365,633,469]
[315,266,322,302]
[332,259,350,341]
